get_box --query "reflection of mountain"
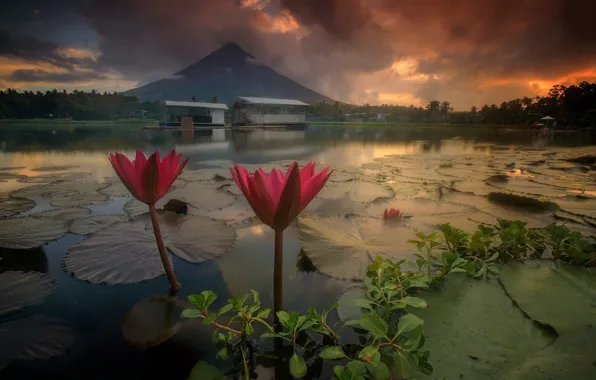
[125,43,333,104]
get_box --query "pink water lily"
[230,162,332,231]
[230,161,332,319]
[109,149,188,205]
[108,149,188,291]
[384,208,403,219]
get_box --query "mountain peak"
[175,42,255,77]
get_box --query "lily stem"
[274,228,284,328]
[148,203,180,291]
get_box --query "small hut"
[540,116,555,129]
[231,97,309,128]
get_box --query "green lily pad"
[554,196,596,219]
[188,361,228,380]
[336,285,367,321]
[298,216,417,280]
[18,172,90,183]
[0,271,55,316]
[31,165,80,172]
[0,317,74,364]
[0,216,70,249]
[167,183,237,211]
[413,275,553,380]
[65,213,235,284]
[122,296,187,348]
[303,194,367,217]
[69,215,128,235]
[0,197,35,218]
[317,181,394,203]
[502,326,596,380]
[499,261,596,334]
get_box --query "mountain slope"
[124,43,333,105]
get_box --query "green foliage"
[181,219,594,379]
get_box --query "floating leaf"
[0,197,35,218]
[10,181,107,200]
[0,216,69,249]
[195,159,235,168]
[486,177,568,197]
[31,165,80,172]
[330,170,355,182]
[0,317,74,363]
[499,261,596,334]
[0,172,25,180]
[167,182,237,211]
[187,360,228,380]
[317,181,394,203]
[336,285,367,321]
[49,191,109,208]
[18,172,90,183]
[122,296,186,347]
[69,215,127,235]
[554,196,596,219]
[0,271,55,316]
[0,166,25,171]
[98,181,130,197]
[39,207,91,220]
[181,168,233,182]
[303,194,367,217]
[65,213,235,284]
[298,216,417,280]
[412,275,553,380]
[195,197,257,227]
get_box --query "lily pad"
[49,191,109,208]
[298,216,417,280]
[336,285,367,321]
[31,165,80,172]
[10,181,107,200]
[0,271,55,316]
[303,194,367,217]
[69,215,127,235]
[502,326,596,380]
[195,197,257,227]
[122,296,186,347]
[168,183,237,211]
[0,216,70,249]
[554,196,596,219]
[0,166,25,171]
[329,170,356,182]
[0,197,35,218]
[64,218,168,284]
[65,213,235,284]
[499,261,596,334]
[180,168,233,182]
[0,172,24,180]
[38,207,91,220]
[317,181,394,203]
[98,182,130,197]
[195,159,234,168]
[0,317,74,363]
[413,275,553,380]
[18,172,90,183]
[486,177,568,197]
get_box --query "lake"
[1,125,595,379]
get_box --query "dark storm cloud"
[9,69,108,83]
[0,30,90,70]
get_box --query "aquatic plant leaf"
[10,181,107,200]
[18,172,90,183]
[196,159,235,168]
[188,361,228,380]
[486,177,568,197]
[0,172,24,180]
[412,275,553,380]
[329,170,355,182]
[31,165,80,172]
[0,216,69,249]
[317,181,394,203]
[499,261,596,334]
[122,296,186,348]
[64,219,168,284]
[49,191,109,207]
[180,168,233,182]
[98,182,130,197]
[0,166,25,171]
[303,194,367,217]
[69,215,127,235]
[336,285,367,321]
[554,196,596,219]
[167,182,237,211]
[65,213,235,284]
[0,197,35,218]
[160,213,236,263]
[501,326,596,380]
[298,216,417,280]
[195,196,257,227]
[0,317,74,362]
[39,207,91,220]
[0,271,55,316]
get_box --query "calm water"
[0,126,595,379]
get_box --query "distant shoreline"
[0,118,157,129]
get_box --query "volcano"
[124,43,333,104]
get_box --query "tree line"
[0,89,163,121]
[307,81,596,128]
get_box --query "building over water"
[231,97,309,128]
[160,100,228,127]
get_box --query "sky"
[0,0,595,109]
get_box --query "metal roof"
[235,97,309,106]
[164,100,229,110]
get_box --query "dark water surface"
[0,126,595,379]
